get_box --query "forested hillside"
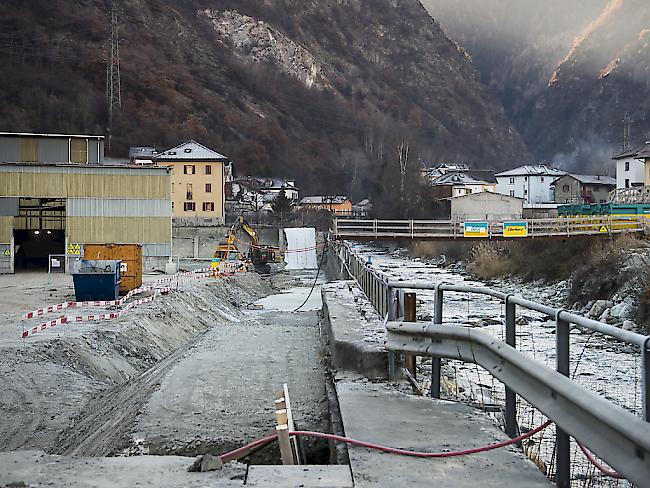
[0,0,529,200]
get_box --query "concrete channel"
[0,257,556,486]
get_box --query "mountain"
[421,0,650,171]
[0,0,529,196]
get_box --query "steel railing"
[331,240,650,487]
[333,216,646,240]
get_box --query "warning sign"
[503,221,529,238]
[67,243,82,255]
[120,262,128,272]
[2,249,10,256]
[599,225,609,233]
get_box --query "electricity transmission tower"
[622,112,632,151]
[106,3,122,149]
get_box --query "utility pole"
[106,2,122,151]
[622,112,631,151]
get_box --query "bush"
[467,242,510,279]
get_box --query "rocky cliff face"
[0,0,529,195]
[421,0,649,171]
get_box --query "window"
[171,202,174,211]
[524,189,528,195]
[183,165,195,175]
[70,138,88,163]
[625,161,630,171]
[524,176,528,181]
[509,190,515,197]
[205,183,212,193]
[20,138,38,162]
[203,202,215,212]
[186,183,193,200]
[205,165,212,175]
[172,183,174,193]
[184,202,195,211]
[184,148,192,153]
[626,178,630,188]
[509,177,515,185]
[541,177,544,182]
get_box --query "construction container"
[83,243,142,295]
[70,259,121,301]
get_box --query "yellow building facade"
[155,141,229,222]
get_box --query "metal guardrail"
[333,216,646,240]
[332,240,650,487]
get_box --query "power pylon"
[106,3,122,149]
[623,112,631,151]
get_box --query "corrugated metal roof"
[0,131,104,139]
[495,165,565,177]
[0,162,169,175]
[155,140,228,161]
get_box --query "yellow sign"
[2,249,10,256]
[599,225,609,233]
[463,222,489,238]
[67,243,82,256]
[503,221,528,238]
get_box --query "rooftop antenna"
[106,2,122,151]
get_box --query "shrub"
[467,242,510,279]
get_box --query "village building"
[155,140,230,224]
[551,174,616,204]
[299,196,352,215]
[0,132,104,165]
[613,144,646,189]
[495,164,565,204]
[446,191,524,221]
[429,170,497,199]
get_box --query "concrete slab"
[336,379,553,487]
[321,282,393,380]
[245,465,353,487]
[0,450,245,487]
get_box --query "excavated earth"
[0,270,328,464]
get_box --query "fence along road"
[331,241,650,487]
[332,216,646,240]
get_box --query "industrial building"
[0,162,171,274]
[0,132,105,164]
[155,140,230,224]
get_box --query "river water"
[354,243,641,488]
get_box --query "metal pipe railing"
[330,240,650,486]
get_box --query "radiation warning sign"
[67,243,82,255]
[503,221,529,238]
[599,225,609,233]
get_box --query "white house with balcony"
[613,144,646,189]
[495,164,565,204]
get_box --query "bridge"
[332,216,646,240]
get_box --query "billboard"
[503,221,528,238]
[463,222,489,238]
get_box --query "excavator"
[214,217,278,274]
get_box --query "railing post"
[556,313,571,488]
[374,219,378,238]
[505,296,517,438]
[387,285,397,382]
[430,285,443,399]
[643,337,650,422]
[404,292,417,379]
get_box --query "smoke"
[551,135,618,175]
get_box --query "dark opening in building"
[13,198,65,271]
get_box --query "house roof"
[300,195,350,205]
[612,142,650,160]
[155,140,228,161]
[495,164,565,177]
[0,131,104,140]
[552,174,616,186]
[443,191,525,202]
[432,171,495,186]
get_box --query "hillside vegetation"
[0,0,529,200]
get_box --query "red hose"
[217,420,552,462]
[577,442,624,479]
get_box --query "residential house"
[230,177,299,212]
[639,143,650,186]
[446,191,524,221]
[0,132,104,164]
[495,165,565,204]
[613,144,646,189]
[551,174,616,204]
[155,140,229,223]
[299,196,352,215]
[421,163,470,182]
[429,170,497,199]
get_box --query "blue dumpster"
[70,259,122,301]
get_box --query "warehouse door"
[13,198,66,271]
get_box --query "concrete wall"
[553,176,614,204]
[450,192,523,221]
[172,225,281,259]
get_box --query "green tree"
[272,191,292,215]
